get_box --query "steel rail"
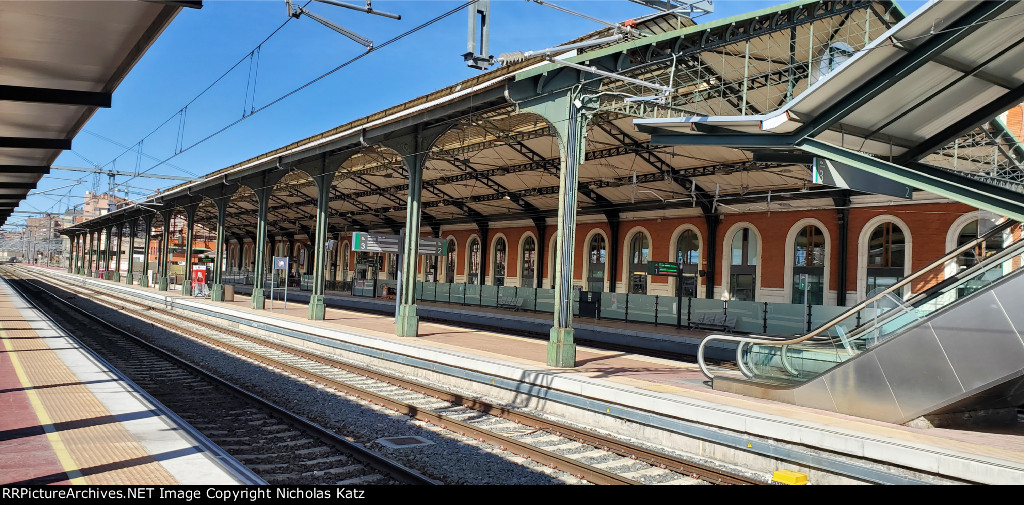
[4,268,439,486]
[26,267,758,485]
[697,219,1017,380]
[21,270,638,485]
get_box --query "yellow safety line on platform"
[0,329,87,484]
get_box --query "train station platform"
[226,283,726,359]
[0,274,260,485]
[30,267,1024,485]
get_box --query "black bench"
[688,313,737,332]
[497,297,524,311]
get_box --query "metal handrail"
[815,235,1024,348]
[697,219,1017,380]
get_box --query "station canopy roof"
[82,0,1017,239]
[635,0,1024,193]
[0,0,193,227]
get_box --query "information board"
[646,261,681,276]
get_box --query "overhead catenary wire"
[120,1,476,190]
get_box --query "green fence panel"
[520,288,537,311]
[809,305,848,331]
[656,296,686,325]
[765,302,805,336]
[535,288,555,313]
[690,298,725,318]
[600,292,627,320]
[497,286,517,304]
[450,283,466,304]
[628,293,658,324]
[727,300,764,333]
[464,284,481,305]
[481,285,499,306]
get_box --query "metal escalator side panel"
[715,267,1024,424]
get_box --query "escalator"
[698,220,1024,424]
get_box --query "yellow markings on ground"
[0,329,87,484]
[771,469,808,485]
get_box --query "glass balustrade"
[736,233,1024,384]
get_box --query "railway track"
[2,268,437,486]
[18,267,761,485]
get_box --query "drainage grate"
[376,436,434,449]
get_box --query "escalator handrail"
[697,219,1017,380]
[816,235,1024,346]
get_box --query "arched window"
[339,242,349,281]
[494,237,507,286]
[730,227,757,301]
[445,239,456,283]
[955,219,1003,272]
[549,235,557,289]
[675,229,700,298]
[521,236,536,289]
[587,234,606,292]
[792,225,825,304]
[866,222,906,295]
[628,233,650,294]
[468,237,481,285]
[387,253,397,280]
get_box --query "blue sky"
[15,0,926,228]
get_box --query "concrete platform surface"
[0,275,260,485]
[36,267,1024,484]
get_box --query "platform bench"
[688,313,737,332]
[497,297,524,311]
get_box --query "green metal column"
[79,234,87,275]
[251,188,270,309]
[113,224,123,282]
[181,205,197,296]
[396,150,425,337]
[211,199,227,302]
[140,216,153,287]
[100,229,109,279]
[69,235,77,273]
[86,231,94,277]
[546,95,588,368]
[308,171,333,320]
[158,210,172,291]
[105,228,114,279]
[125,221,136,284]
[385,128,444,338]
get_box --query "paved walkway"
[41,268,1024,483]
[0,274,255,485]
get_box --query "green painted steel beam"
[799,139,1024,222]
[514,0,884,82]
[796,1,1015,139]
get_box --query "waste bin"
[579,291,600,318]
[224,284,235,302]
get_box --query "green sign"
[646,261,680,276]
[199,257,214,263]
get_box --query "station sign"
[273,256,289,271]
[646,261,681,276]
[198,257,214,263]
[352,232,447,256]
[353,232,401,253]
[418,237,448,256]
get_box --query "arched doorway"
[587,234,606,292]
